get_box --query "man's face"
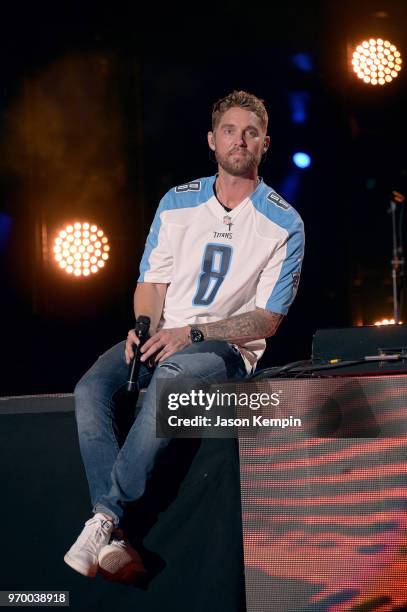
[208,107,269,177]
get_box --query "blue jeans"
[74,339,247,525]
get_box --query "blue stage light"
[291,53,314,73]
[293,152,311,169]
[289,92,309,124]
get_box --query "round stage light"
[53,222,110,277]
[293,152,311,169]
[352,38,402,85]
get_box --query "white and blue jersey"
[138,175,304,371]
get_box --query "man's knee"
[74,373,97,403]
[74,374,101,423]
[154,350,211,379]
[154,360,185,380]
[155,342,242,379]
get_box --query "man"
[64,90,304,581]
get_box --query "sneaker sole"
[98,547,146,583]
[64,552,97,578]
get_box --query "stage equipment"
[312,324,407,361]
[4,372,407,612]
[52,221,110,277]
[1,393,243,611]
[351,38,402,86]
[388,190,405,323]
[309,324,407,375]
[252,325,407,379]
[239,374,407,611]
[374,318,400,325]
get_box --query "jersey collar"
[208,174,263,221]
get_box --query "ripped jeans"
[74,339,247,525]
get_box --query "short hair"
[211,90,268,132]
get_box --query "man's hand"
[139,327,191,364]
[125,329,141,365]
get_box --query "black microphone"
[126,315,151,392]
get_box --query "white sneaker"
[98,529,146,583]
[64,513,114,577]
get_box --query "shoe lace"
[78,517,112,553]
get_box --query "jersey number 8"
[193,244,233,306]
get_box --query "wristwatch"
[189,327,205,343]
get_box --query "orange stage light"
[352,38,402,85]
[53,222,110,277]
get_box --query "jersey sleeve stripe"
[264,217,305,314]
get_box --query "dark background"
[1,0,407,395]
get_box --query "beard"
[215,147,260,177]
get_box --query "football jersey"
[138,175,304,372]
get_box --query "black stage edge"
[0,394,246,612]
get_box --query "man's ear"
[263,135,271,153]
[207,131,216,151]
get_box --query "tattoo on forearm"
[197,309,283,344]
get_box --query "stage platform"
[2,373,407,611]
[0,393,245,612]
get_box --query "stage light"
[289,91,310,124]
[291,53,314,73]
[374,318,403,326]
[352,38,402,85]
[293,152,311,169]
[53,221,110,277]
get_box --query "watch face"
[190,328,204,343]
